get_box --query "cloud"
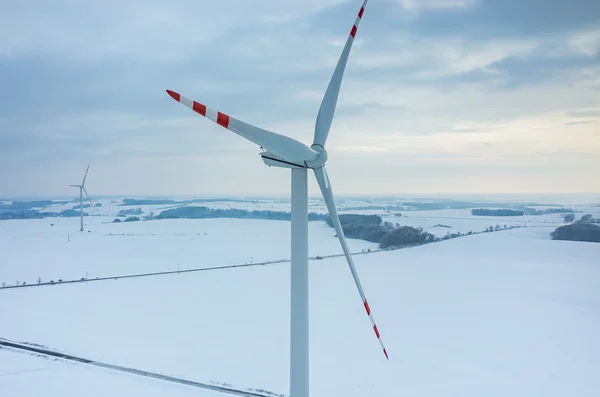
[401,0,598,39]
[0,0,353,61]
[398,0,475,11]
[0,0,598,197]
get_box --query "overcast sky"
[1,0,598,198]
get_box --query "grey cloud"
[567,109,600,117]
[401,0,599,39]
[564,120,595,126]
[1,0,598,196]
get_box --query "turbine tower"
[70,165,90,232]
[166,1,385,396]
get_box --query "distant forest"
[73,203,102,210]
[119,198,260,206]
[339,199,577,212]
[0,199,101,220]
[0,209,91,220]
[551,214,600,243]
[0,200,68,212]
[472,208,525,216]
[147,206,328,222]
[471,207,576,217]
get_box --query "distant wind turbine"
[70,165,90,232]
[165,1,385,396]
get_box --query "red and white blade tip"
[165,89,231,129]
[350,0,368,38]
[166,89,180,101]
[363,299,389,360]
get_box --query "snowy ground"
[1,205,599,397]
[0,347,226,397]
[0,216,376,283]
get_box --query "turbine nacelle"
[260,150,305,169]
[260,144,328,170]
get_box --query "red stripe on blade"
[350,25,357,38]
[193,101,207,116]
[364,300,371,315]
[373,325,380,338]
[384,348,389,360]
[166,90,180,102]
[217,112,230,128]
[358,7,364,18]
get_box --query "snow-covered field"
[1,198,599,396]
[382,208,566,237]
[0,216,377,283]
[0,348,225,397]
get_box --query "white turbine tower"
[70,165,90,232]
[166,1,386,396]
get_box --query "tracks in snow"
[0,338,282,397]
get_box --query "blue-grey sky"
[1,0,598,197]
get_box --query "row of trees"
[0,209,90,220]
[0,200,59,211]
[521,207,575,215]
[471,208,524,216]
[150,205,329,222]
[117,207,143,216]
[113,216,141,223]
[72,203,102,210]
[472,207,578,217]
[563,213,599,223]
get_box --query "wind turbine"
[166,1,386,396]
[70,165,90,232]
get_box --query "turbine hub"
[305,144,328,168]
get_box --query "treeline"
[563,213,599,224]
[551,214,600,243]
[120,198,176,206]
[73,203,102,210]
[551,223,600,243]
[0,200,69,212]
[339,205,405,211]
[329,214,526,249]
[113,216,141,223]
[336,199,571,212]
[143,207,437,248]
[117,207,143,216]
[150,206,328,222]
[471,208,524,216]
[326,214,390,243]
[328,214,435,249]
[0,209,89,220]
[0,210,53,220]
[119,198,258,206]
[521,207,576,215]
[471,207,576,217]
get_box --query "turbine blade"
[82,164,90,186]
[83,187,89,197]
[313,165,388,360]
[166,90,317,163]
[313,0,369,148]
